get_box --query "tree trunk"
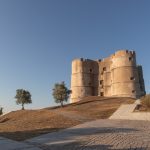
[22,104,24,110]
[60,101,63,107]
[0,108,2,115]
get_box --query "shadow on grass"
[0,128,64,141]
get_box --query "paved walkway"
[26,119,150,150]
[109,100,150,121]
[0,136,42,150]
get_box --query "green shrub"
[142,94,150,108]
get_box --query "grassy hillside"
[0,96,134,141]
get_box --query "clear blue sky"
[0,0,150,113]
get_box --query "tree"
[52,82,71,107]
[0,107,3,115]
[15,89,32,110]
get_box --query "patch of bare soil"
[0,97,135,141]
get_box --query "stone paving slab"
[0,137,42,150]
[0,136,5,140]
[26,119,150,150]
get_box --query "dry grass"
[135,95,150,112]
[0,109,79,141]
[0,96,135,141]
[48,97,135,119]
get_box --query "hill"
[0,96,134,141]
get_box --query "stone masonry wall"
[70,50,146,103]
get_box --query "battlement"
[73,50,135,63]
[72,58,84,62]
[72,58,96,62]
[101,56,111,62]
[113,50,135,57]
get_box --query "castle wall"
[70,58,99,103]
[71,50,146,103]
[98,57,112,96]
[137,65,146,96]
[111,50,141,98]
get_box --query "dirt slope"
[0,96,134,141]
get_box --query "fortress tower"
[111,50,141,98]
[70,50,146,103]
[70,58,99,103]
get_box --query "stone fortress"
[71,50,146,103]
